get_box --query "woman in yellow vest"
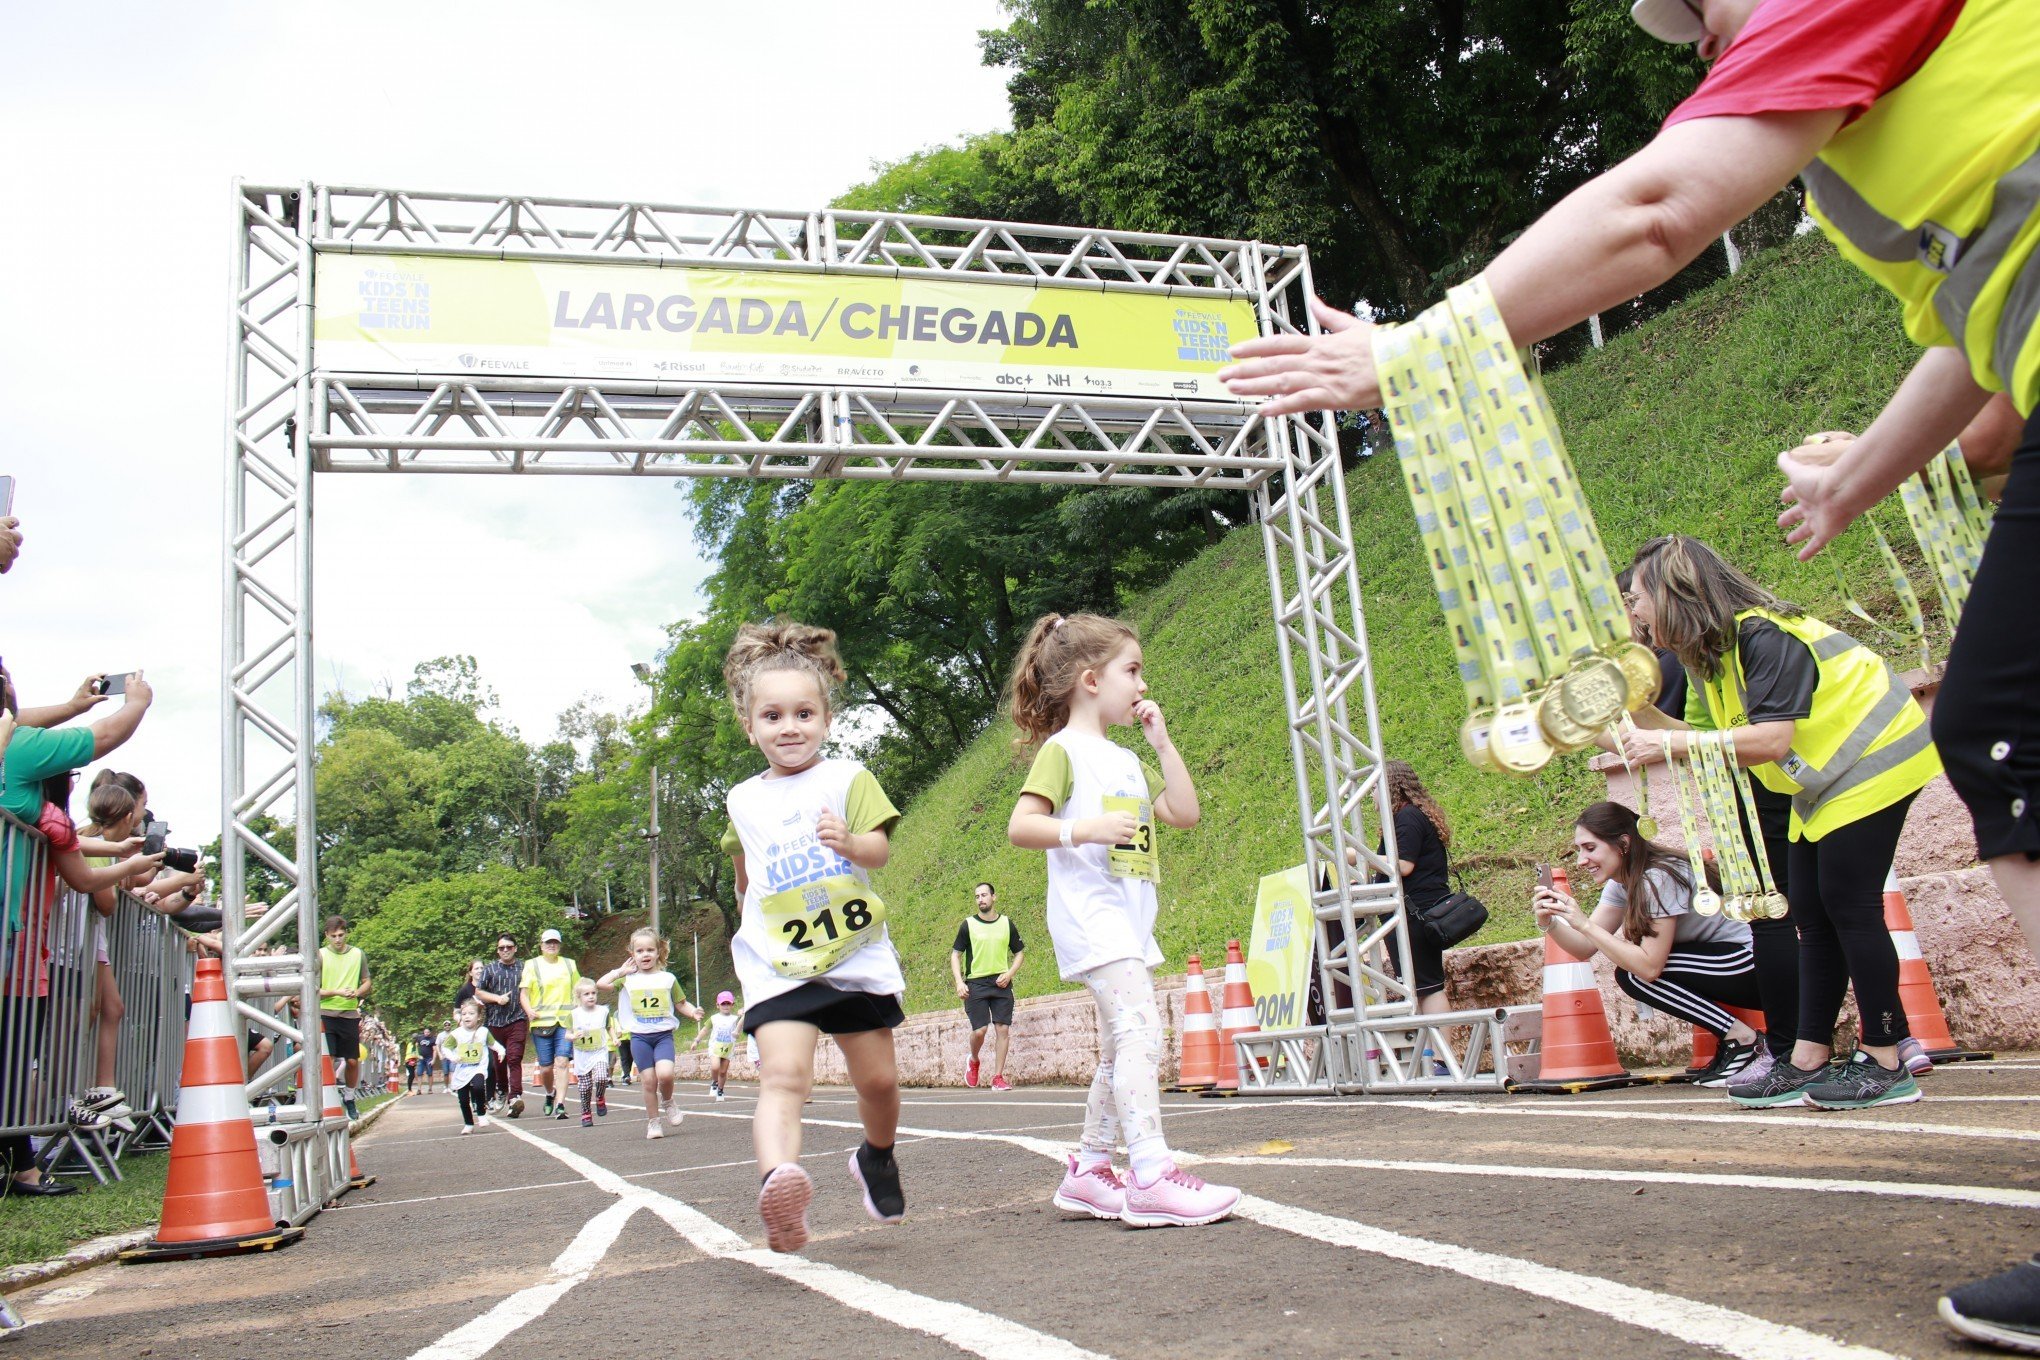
[1618,536,1938,1111]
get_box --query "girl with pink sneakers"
[1005,613,1240,1228]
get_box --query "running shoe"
[1728,1057,1836,1108]
[554,1104,569,1120]
[1121,1164,1240,1228]
[81,1087,135,1127]
[1898,1035,1935,1077]
[460,1125,473,1136]
[1939,1253,2040,1354]
[475,1114,490,1126]
[964,1057,980,1088]
[508,1096,525,1119]
[1803,1051,1922,1109]
[1052,1156,1126,1220]
[849,1143,905,1223]
[759,1163,814,1253]
[581,1113,593,1128]
[1736,1047,1776,1088]
[714,1085,726,1103]
[646,1120,665,1140]
[596,1094,608,1116]
[664,1103,685,1129]
[990,1074,1013,1092]
[542,1098,554,1118]
[1694,1038,1763,1089]
[342,1099,359,1123]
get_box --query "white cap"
[1630,0,1705,44]
[540,928,562,943]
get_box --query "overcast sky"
[1,1,1014,842]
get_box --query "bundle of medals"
[1832,440,1994,667]
[1373,277,1656,775]
[1662,727,1789,923]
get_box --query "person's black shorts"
[319,1012,361,1058]
[744,982,904,1036]
[964,977,1015,1029]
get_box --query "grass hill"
[869,233,1935,1017]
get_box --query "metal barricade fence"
[2,808,194,1182]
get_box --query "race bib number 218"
[760,875,889,979]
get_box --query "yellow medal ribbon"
[1663,739,1722,918]
[1719,730,1788,921]
[1691,731,1763,921]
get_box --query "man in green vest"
[318,915,371,1121]
[950,882,1024,1092]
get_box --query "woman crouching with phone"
[1532,802,1767,1089]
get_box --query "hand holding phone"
[1536,863,1554,892]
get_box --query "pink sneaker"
[964,1058,980,1088]
[758,1163,814,1253]
[990,1074,1013,1092]
[1052,1156,1126,1220]
[1121,1163,1240,1228]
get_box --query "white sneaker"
[664,1104,685,1129]
[460,1125,474,1136]
[475,1114,490,1127]
[646,1120,665,1140]
[1120,1163,1241,1228]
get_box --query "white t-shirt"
[616,970,689,1035]
[708,1012,741,1046]
[567,1004,613,1075]
[443,1025,502,1091]
[1021,729,1166,980]
[722,758,903,1009]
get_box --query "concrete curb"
[1,1096,403,1296]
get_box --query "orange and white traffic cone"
[1685,1006,1768,1077]
[320,1037,375,1193]
[1510,869,1642,1093]
[1883,866,1991,1064]
[1172,955,1225,1090]
[122,959,302,1261]
[1215,939,1262,1091]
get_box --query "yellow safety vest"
[319,946,364,1014]
[961,914,1014,980]
[521,956,580,1028]
[1801,0,2040,414]
[1696,608,1941,842]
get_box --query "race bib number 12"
[760,875,888,978]
[1102,794,1159,883]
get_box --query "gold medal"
[1537,686,1597,752]
[1692,887,1723,917]
[1636,816,1659,839]
[1762,891,1790,920]
[1489,701,1554,774]
[1460,712,1500,772]
[1559,654,1628,729]
[1724,895,1751,923]
[1609,641,1661,714]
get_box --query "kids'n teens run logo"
[1172,308,1230,364]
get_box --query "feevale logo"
[457,354,533,372]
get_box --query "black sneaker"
[1694,1039,1762,1090]
[1940,1253,2040,1354]
[1803,1051,1921,1110]
[1729,1057,1836,1108]
[849,1143,905,1224]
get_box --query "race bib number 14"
[760,875,888,978]
[1102,794,1159,883]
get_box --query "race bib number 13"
[1102,794,1159,883]
[760,875,888,979]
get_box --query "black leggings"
[456,1082,481,1127]
[1933,418,2040,862]
[1788,794,1916,1049]
[1615,938,1764,1037]
[1734,787,1800,1061]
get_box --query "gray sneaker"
[1729,1057,1836,1108]
[1804,1051,1921,1110]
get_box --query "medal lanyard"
[1718,725,1787,920]
[1662,733,1720,916]
[1690,730,1759,915]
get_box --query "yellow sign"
[1245,864,1314,1031]
[311,251,1260,403]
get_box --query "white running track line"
[694,1110,1903,1360]
[1172,1153,2040,1210]
[408,1200,639,1360]
[488,1116,1114,1360]
[343,1145,867,1211]
[1318,1098,2040,1143]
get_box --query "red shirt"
[1665,0,1965,130]
[6,805,76,998]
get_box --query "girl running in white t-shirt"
[691,991,743,1101]
[719,621,907,1253]
[598,929,704,1140]
[566,979,615,1127]
[1005,612,1240,1228]
[445,1001,505,1135]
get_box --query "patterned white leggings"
[1077,958,1169,1175]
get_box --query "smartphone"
[0,476,14,516]
[1536,863,1554,892]
[93,673,130,697]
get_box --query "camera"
[142,819,201,874]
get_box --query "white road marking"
[490,1116,1115,1360]
[407,1200,639,1360]
[728,1111,1908,1360]
[1321,1098,2040,1143]
[1173,1152,2040,1210]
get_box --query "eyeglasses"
[496,944,516,952]
[1621,591,1641,608]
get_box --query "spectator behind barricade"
[0,514,19,574]
[1534,801,1767,1088]
[0,664,152,1197]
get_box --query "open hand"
[1218,297,1380,416]
[1778,447,1870,562]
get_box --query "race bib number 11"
[760,875,888,979]
[1102,794,1159,883]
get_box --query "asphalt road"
[8,1057,2037,1359]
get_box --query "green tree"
[350,865,574,1031]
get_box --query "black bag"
[1412,890,1488,950]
